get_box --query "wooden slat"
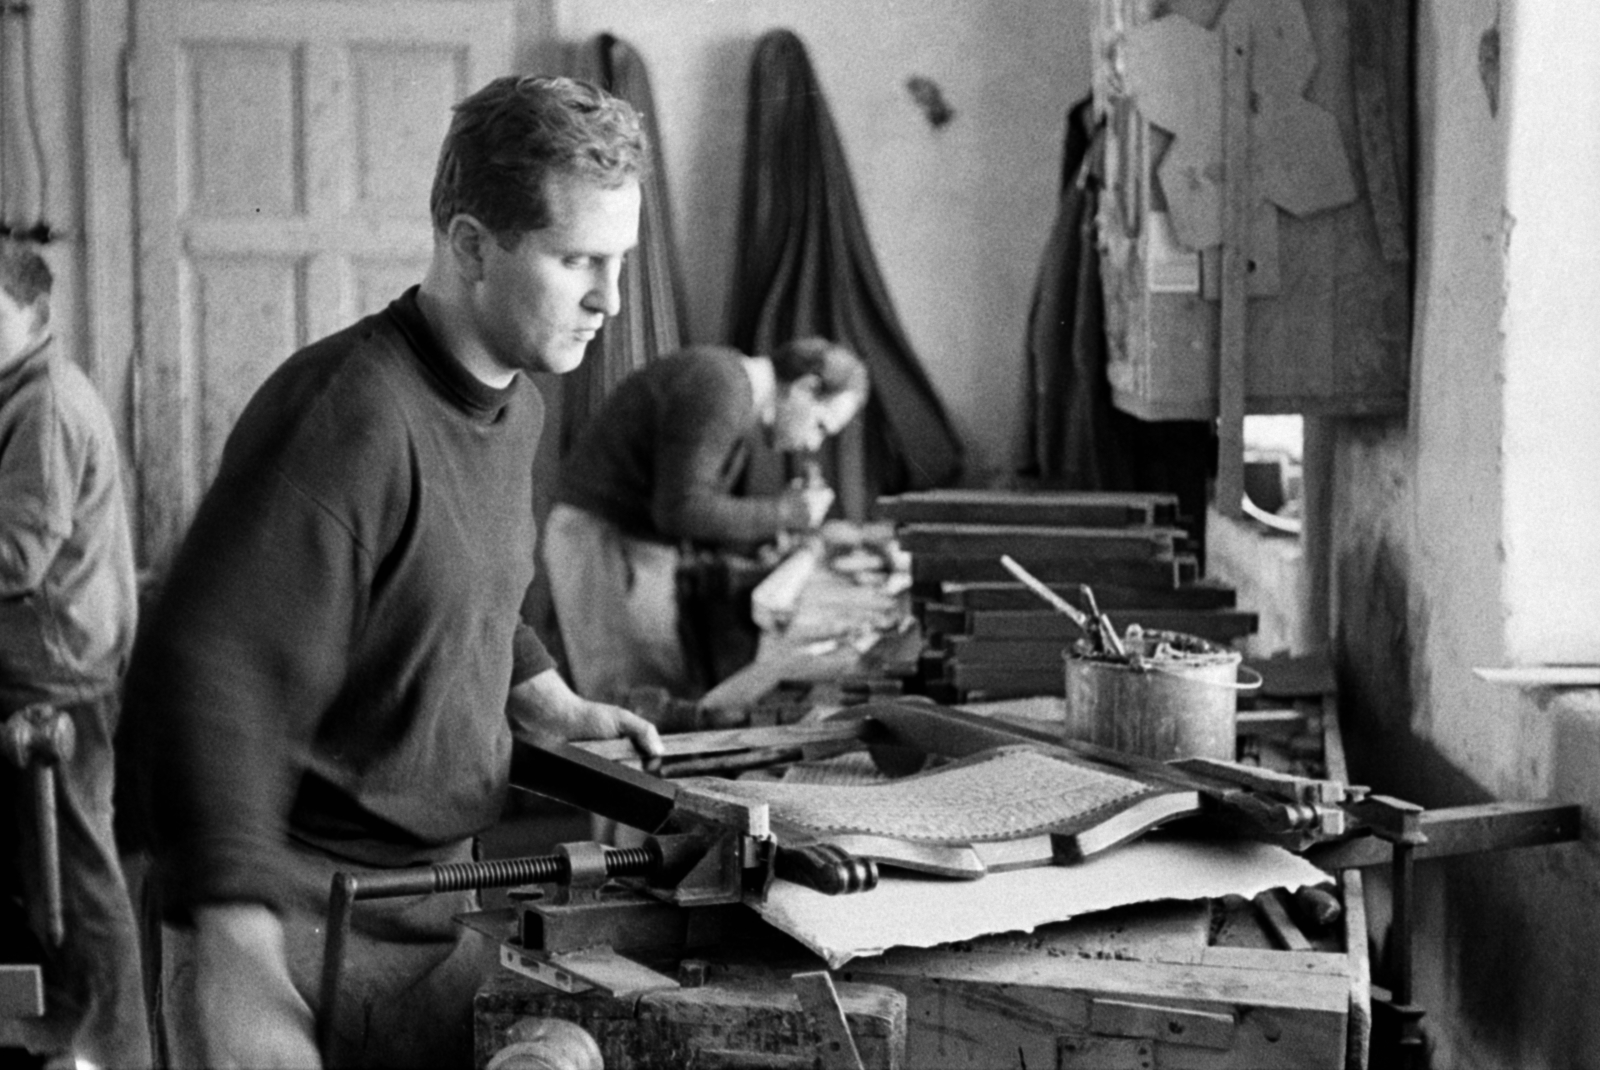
[897,523,1183,562]
[1318,688,1370,1070]
[1473,666,1600,687]
[940,580,1236,612]
[878,489,1179,528]
[948,662,1064,698]
[572,722,866,764]
[961,609,1259,644]
[1215,16,1251,520]
[912,553,1192,590]
[1307,801,1582,871]
[944,637,1074,667]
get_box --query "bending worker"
[120,76,662,1069]
[544,339,869,705]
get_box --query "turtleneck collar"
[385,286,516,420]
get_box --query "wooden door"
[132,0,512,571]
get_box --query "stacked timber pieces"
[881,489,1257,701]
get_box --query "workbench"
[458,522,1575,1069]
[471,679,1371,1069]
[474,885,1357,1069]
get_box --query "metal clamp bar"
[315,848,655,1059]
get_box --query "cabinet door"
[1092,0,1412,421]
[132,0,512,571]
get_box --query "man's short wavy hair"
[771,337,870,403]
[429,75,647,246]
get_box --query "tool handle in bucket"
[999,555,1092,631]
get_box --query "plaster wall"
[1500,4,1600,663]
[1332,3,1600,1066]
[530,0,1091,479]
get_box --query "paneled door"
[132,0,513,572]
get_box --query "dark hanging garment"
[1019,101,1133,489]
[561,34,688,454]
[1019,99,1214,563]
[727,29,964,509]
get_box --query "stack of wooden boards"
[882,489,1258,701]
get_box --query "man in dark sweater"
[545,339,868,704]
[121,76,662,1068]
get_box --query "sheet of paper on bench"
[755,835,1329,969]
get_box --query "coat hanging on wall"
[0,0,55,242]
[1019,99,1215,567]
[727,28,964,512]
[560,33,688,455]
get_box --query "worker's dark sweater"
[555,346,798,544]
[123,287,554,920]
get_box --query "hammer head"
[1,703,76,769]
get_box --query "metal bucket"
[1062,629,1247,761]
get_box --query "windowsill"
[1473,666,1600,688]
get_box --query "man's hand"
[509,669,664,770]
[802,484,835,528]
[192,904,321,1069]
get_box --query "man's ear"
[444,214,493,281]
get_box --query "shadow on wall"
[1335,533,1600,1069]
[1336,531,1415,782]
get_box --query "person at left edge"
[0,238,151,1069]
[119,75,662,1069]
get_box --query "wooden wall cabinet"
[1091,0,1412,421]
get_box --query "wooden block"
[475,970,906,1070]
[846,945,1348,1070]
[897,523,1183,562]
[912,553,1191,590]
[878,489,1179,528]
[545,946,682,999]
[940,579,1236,612]
[1252,890,1314,952]
[792,971,867,1070]
[1235,707,1308,737]
[673,785,771,838]
[0,964,43,1018]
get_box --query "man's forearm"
[506,669,663,764]
[190,903,321,1068]
[505,667,574,739]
